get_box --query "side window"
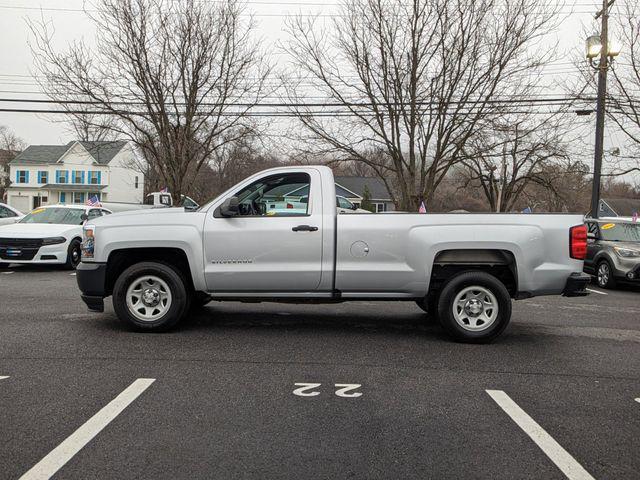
[231,172,311,217]
[87,209,102,220]
[160,194,171,206]
[0,206,14,218]
[144,195,155,206]
[587,222,599,237]
[337,196,354,209]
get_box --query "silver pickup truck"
[76,165,590,343]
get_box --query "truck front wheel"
[437,271,512,343]
[113,261,190,331]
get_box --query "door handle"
[292,225,318,232]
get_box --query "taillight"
[570,224,587,260]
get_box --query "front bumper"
[562,272,591,297]
[76,261,107,312]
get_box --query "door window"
[231,173,311,217]
[0,206,15,218]
[87,209,103,220]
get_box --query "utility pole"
[590,0,614,218]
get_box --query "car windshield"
[19,207,85,225]
[599,222,640,242]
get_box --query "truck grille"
[0,238,43,261]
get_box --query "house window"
[16,170,28,183]
[374,203,387,213]
[135,176,139,189]
[88,171,101,185]
[73,171,84,184]
[38,171,48,184]
[56,170,69,184]
[73,192,85,204]
[87,192,101,201]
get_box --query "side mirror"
[220,196,239,217]
[80,213,88,223]
[587,232,596,240]
[351,203,358,210]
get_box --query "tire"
[112,261,190,331]
[596,260,616,289]
[437,271,512,343]
[64,239,82,270]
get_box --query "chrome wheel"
[452,285,499,332]
[597,262,610,287]
[126,275,172,322]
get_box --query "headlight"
[614,246,640,258]
[82,224,96,259]
[41,237,66,246]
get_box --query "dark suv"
[584,219,640,288]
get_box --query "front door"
[203,170,324,293]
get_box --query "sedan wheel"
[596,261,616,289]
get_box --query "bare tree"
[608,1,640,158]
[0,125,26,199]
[60,113,118,142]
[283,0,561,210]
[30,0,271,200]
[459,114,571,212]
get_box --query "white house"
[7,140,143,212]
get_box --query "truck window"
[87,209,103,220]
[232,172,311,217]
[143,195,155,206]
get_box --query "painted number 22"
[293,383,362,398]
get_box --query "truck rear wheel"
[113,261,190,331]
[437,271,512,343]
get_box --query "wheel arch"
[429,249,518,298]
[105,247,195,296]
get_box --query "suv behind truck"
[77,165,590,343]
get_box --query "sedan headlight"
[82,224,95,258]
[41,236,66,246]
[614,246,640,258]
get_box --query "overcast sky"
[0,0,635,181]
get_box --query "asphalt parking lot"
[1,266,639,480]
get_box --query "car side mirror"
[587,232,596,240]
[80,213,88,223]
[220,196,239,217]
[351,203,357,210]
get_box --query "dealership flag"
[160,187,169,193]
[418,201,427,213]
[522,206,532,214]
[86,195,101,207]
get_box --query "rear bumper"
[77,261,107,312]
[562,272,591,297]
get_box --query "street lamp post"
[586,0,620,218]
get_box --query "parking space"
[1,268,639,479]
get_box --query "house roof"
[334,176,392,201]
[601,198,640,216]
[10,140,127,166]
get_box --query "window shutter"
[25,171,29,183]
[15,171,19,183]
[97,171,101,184]
[81,171,86,184]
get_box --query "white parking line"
[0,376,9,380]
[585,288,607,295]
[635,398,640,404]
[486,390,595,480]
[69,273,76,276]
[19,378,155,480]
[2,271,14,275]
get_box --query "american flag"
[160,187,169,193]
[418,201,427,213]
[86,195,101,207]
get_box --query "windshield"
[19,207,86,225]
[599,222,640,242]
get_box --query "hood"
[0,222,81,238]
